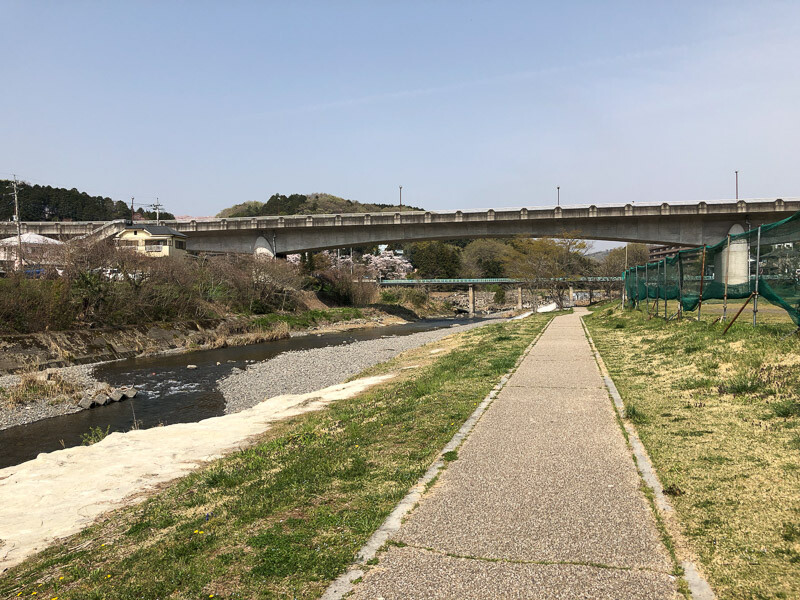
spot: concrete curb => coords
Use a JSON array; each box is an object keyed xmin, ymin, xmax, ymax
[
  {"xmin": 320, "ymin": 315, "xmax": 555, "ymax": 600},
  {"xmin": 580, "ymin": 315, "xmax": 716, "ymax": 600}
]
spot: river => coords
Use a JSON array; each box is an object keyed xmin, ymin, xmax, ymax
[{"xmin": 0, "ymin": 317, "xmax": 474, "ymax": 469}]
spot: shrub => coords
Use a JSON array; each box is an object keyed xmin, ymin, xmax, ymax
[{"xmin": 380, "ymin": 290, "xmax": 400, "ymax": 304}]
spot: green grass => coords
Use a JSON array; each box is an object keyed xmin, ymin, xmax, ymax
[
  {"xmin": 585, "ymin": 303, "xmax": 800, "ymax": 600},
  {"xmin": 0, "ymin": 315, "xmax": 551, "ymax": 600},
  {"xmin": 252, "ymin": 307, "xmax": 364, "ymax": 330}
]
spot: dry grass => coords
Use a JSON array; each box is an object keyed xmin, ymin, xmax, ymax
[
  {"xmin": 586, "ymin": 303, "xmax": 800, "ymax": 600},
  {"xmin": 0, "ymin": 370, "xmax": 83, "ymax": 407}
]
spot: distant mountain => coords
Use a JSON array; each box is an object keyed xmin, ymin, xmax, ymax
[
  {"xmin": 217, "ymin": 192, "xmax": 424, "ymax": 218},
  {"xmin": 0, "ymin": 180, "xmax": 174, "ymax": 222},
  {"xmin": 586, "ymin": 248, "xmax": 613, "ymax": 262}
]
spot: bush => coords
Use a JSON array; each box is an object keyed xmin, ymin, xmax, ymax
[
  {"xmin": 380, "ymin": 290, "xmax": 400, "ymax": 303},
  {"xmin": 402, "ymin": 288, "xmax": 428, "ymax": 308}
]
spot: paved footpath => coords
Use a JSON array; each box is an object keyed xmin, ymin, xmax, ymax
[{"xmin": 349, "ymin": 309, "xmax": 680, "ymax": 599}]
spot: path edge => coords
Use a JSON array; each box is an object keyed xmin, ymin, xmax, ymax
[
  {"xmin": 320, "ymin": 314, "xmax": 556, "ymax": 600},
  {"xmin": 580, "ymin": 314, "xmax": 716, "ymax": 600}
]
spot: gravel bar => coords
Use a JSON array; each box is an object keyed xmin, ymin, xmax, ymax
[
  {"xmin": 0, "ymin": 364, "xmax": 104, "ymax": 431},
  {"xmin": 221, "ymin": 317, "xmax": 503, "ymax": 414}
]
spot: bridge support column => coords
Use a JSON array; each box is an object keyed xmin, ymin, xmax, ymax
[
  {"xmin": 468, "ymin": 284, "xmax": 475, "ymax": 316},
  {"xmin": 713, "ymin": 224, "xmax": 748, "ymax": 285},
  {"xmin": 516, "ymin": 286, "xmax": 523, "ymax": 310}
]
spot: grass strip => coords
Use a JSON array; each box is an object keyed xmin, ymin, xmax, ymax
[
  {"xmin": 0, "ymin": 315, "xmax": 551, "ymax": 600},
  {"xmin": 585, "ymin": 302, "xmax": 800, "ymax": 600},
  {"xmin": 252, "ymin": 308, "xmax": 364, "ymax": 330}
]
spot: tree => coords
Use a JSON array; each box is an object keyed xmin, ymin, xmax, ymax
[
  {"xmin": 596, "ymin": 243, "xmax": 649, "ymax": 296},
  {"xmin": 405, "ymin": 241, "xmax": 461, "ymax": 278},
  {"xmin": 461, "ymin": 239, "xmax": 509, "ymax": 278},
  {"xmin": 504, "ymin": 232, "xmax": 590, "ymax": 309}
]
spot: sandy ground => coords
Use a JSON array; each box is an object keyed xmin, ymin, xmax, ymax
[{"xmin": 0, "ymin": 374, "xmax": 393, "ymax": 574}]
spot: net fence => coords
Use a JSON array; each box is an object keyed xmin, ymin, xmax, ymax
[{"xmin": 623, "ymin": 210, "xmax": 800, "ymax": 326}]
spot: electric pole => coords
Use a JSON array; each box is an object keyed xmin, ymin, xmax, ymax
[
  {"xmin": 735, "ymin": 170, "xmax": 739, "ymax": 200},
  {"xmin": 557, "ymin": 186, "xmax": 560, "ymax": 206},
  {"xmin": 150, "ymin": 198, "xmax": 163, "ymax": 224},
  {"xmin": 11, "ymin": 175, "xmax": 23, "ymax": 269},
  {"xmin": 399, "ymin": 185, "xmax": 402, "ymax": 207},
  {"xmin": 130, "ymin": 197, "xmax": 135, "ymax": 223}
]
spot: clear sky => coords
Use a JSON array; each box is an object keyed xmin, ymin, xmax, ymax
[{"xmin": 2, "ymin": 1, "xmax": 799, "ymax": 219}]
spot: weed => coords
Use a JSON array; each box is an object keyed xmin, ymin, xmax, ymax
[
  {"xmin": 81, "ymin": 425, "xmax": 111, "ymax": 446},
  {"xmin": 625, "ymin": 404, "xmax": 649, "ymax": 425},
  {"xmin": 442, "ymin": 450, "xmax": 458, "ymax": 462}
]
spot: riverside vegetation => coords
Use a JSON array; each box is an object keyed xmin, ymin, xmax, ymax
[
  {"xmin": 585, "ymin": 304, "xmax": 800, "ymax": 600},
  {"xmin": 0, "ymin": 315, "xmax": 552, "ymax": 599}
]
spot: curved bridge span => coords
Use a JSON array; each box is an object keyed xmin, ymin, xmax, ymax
[{"xmin": 3, "ymin": 198, "xmax": 798, "ymax": 256}]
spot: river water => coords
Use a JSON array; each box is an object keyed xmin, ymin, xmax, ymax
[{"xmin": 0, "ymin": 318, "xmax": 470, "ymax": 469}]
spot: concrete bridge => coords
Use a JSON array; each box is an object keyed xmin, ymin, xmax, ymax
[{"xmin": 2, "ymin": 198, "xmax": 797, "ymax": 256}]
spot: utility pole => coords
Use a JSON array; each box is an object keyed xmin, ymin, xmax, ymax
[
  {"xmin": 11, "ymin": 175, "xmax": 23, "ymax": 269},
  {"xmin": 130, "ymin": 197, "xmax": 135, "ymax": 223},
  {"xmin": 150, "ymin": 198, "xmax": 163, "ymax": 224},
  {"xmin": 557, "ymin": 186, "xmax": 560, "ymax": 206},
  {"xmin": 399, "ymin": 185, "xmax": 402, "ymax": 207},
  {"xmin": 735, "ymin": 170, "xmax": 739, "ymax": 200}
]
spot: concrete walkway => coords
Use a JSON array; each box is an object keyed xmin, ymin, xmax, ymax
[{"xmin": 349, "ymin": 309, "xmax": 680, "ymax": 599}]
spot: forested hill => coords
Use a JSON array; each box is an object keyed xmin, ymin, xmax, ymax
[
  {"xmin": 217, "ymin": 193, "xmax": 424, "ymax": 218},
  {"xmin": 0, "ymin": 180, "xmax": 174, "ymax": 222}
]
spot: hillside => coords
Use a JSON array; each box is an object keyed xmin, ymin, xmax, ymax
[
  {"xmin": 0, "ymin": 180, "xmax": 173, "ymax": 222},
  {"xmin": 217, "ymin": 192, "xmax": 423, "ymax": 218}
]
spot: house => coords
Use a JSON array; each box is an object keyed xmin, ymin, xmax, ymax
[
  {"xmin": 0, "ymin": 232, "xmax": 64, "ymax": 271},
  {"xmin": 115, "ymin": 225, "xmax": 188, "ymax": 258}
]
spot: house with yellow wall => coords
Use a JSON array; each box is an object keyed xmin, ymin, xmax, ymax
[{"xmin": 115, "ymin": 225, "xmax": 188, "ymax": 258}]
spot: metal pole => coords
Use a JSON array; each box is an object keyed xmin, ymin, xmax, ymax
[
  {"xmin": 723, "ymin": 234, "xmax": 731, "ymax": 321},
  {"xmin": 678, "ymin": 253, "xmax": 684, "ymax": 319},
  {"xmin": 655, "ymin": 260, "xmax": 660, "ymax": 315},
  {"xmin": 735, "ymin": 170, "xmax": 739, "ymax": 200},
  {"xmin": 11, "ymin": 176, "xmax": 23, "ymax": 269},
  {"xmin": 399, "ymin": 185, "xmax": 402, "ymax": 207},
  {"xmin": 645, "ymin": 263, "xmax": 649, "ymax": 313},
  {"xmin": 635, "ymin": 267, "xmax": 639, "ymax": 309},
  {"xmin": 753, "ymin": 225, "xmax": 761, "ymax": 327},
  {"xmin": 557, "ymin": 186, "xmax": 560, "ymax": 206},
  {"xmin": 664, "ymin": 260, "xmax": 668, "ymax": 319},
  {"xmin": 697, "ymin": 246, "xmax": 707, "ymax": 320}
]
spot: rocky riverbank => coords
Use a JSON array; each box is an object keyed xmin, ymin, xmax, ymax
[
  {"xmin": 220, "ymin": 316, "xmax": 504, "ymax": 413},
  {"xmin": 0, "ymin": 308, "xmax": 461, "ymax": 431}
]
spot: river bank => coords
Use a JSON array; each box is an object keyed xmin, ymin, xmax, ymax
[{"xmin": 0, "ymin": 307, "xmax": 428, "ymax": 431}]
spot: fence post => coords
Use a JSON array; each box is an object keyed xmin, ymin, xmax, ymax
[
  {"xmin": 635, "ymin": 268, "xmax": 639, "ymax": 309},
  {"xmin": 664, "ymin": 260, "xmax": 668, "ymax": 319},
  {"xmin": 753, "ymin": 225, "xmax": 761, "ymax": 327},
  {"xmin": 723, "ymin": 234, "xmax": 731, "ymax": 322},
  {"xmin": 697, "ymin": 245, "xmax": 707, "ymax": 321},
  {"xmin": 678, "ymin": 254, "xmax": 684, "ymax": 319},
  {"xmin": 655, "ymin": 261, "xmax": 660, "ymax": 316},
  {"xmin": 645, "ymin": 263, "xmax": 649, "ymax": 313}
]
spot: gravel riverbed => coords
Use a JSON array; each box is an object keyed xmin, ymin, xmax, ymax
[
  {"xmin": 0, "ymin": 364, "xmax": 107, "ymax": 431},
  {"xmin": 220, "ymin": 317, "xmax": 502, "ymax": 414}
]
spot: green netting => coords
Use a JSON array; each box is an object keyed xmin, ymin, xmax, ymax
[{"xmin": 623, "ymin": 210, "xmax": 800, "ymax": 326}]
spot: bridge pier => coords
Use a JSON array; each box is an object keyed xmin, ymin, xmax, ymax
[
  {"xmin": 468, "ymin": 284, "xmax": 475, "ymax": 316},
  {"xmin": 713, "ymin": 224, "xmax": 749, "ymax": 285}
]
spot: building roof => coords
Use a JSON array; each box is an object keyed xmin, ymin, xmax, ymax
[
  {"xmin": 0, "ymin": 232, "xmax": 64, "ymax": 246},
  {"xmin": 120, "ymin": 225, "xmax": 187, "ymax": 238}
]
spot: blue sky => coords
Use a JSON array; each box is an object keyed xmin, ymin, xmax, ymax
[{"xmin": 2, "ymin": 1, "xmax": 799, "ymax": 220}]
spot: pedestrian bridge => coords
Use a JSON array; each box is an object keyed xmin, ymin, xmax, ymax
[{"xmin": 3, "ymin": 198, "xmax": 797, "ymax": 256}]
